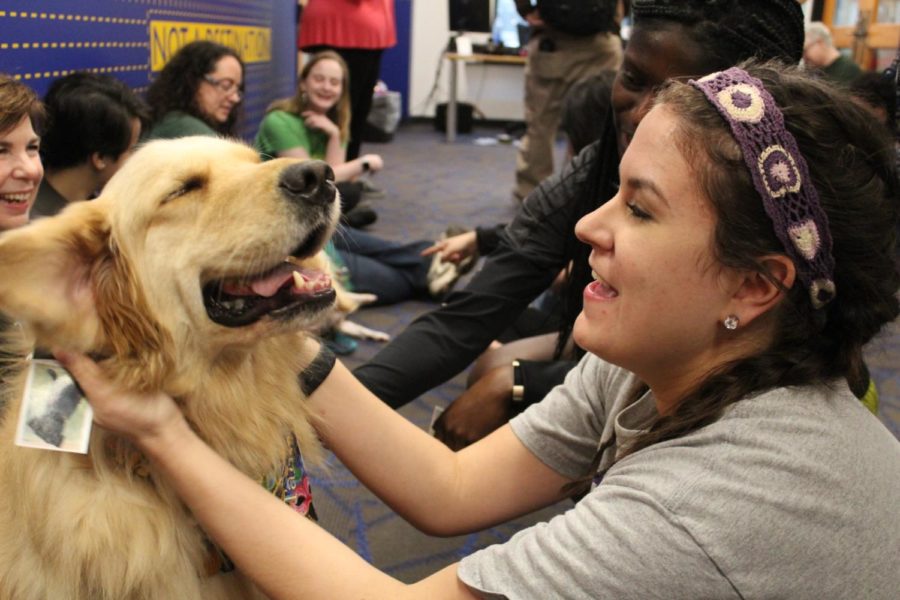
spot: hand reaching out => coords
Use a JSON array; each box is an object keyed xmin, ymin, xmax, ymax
[
  {"xmin": 432, "ymin": 364, "xmax": 514, "ymax": 450},
  {"xmin": 421, "ymin": 230, "xmax": 478, "ymax": 264}
]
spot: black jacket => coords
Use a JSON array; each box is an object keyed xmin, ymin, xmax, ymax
[{"xmin": 354, "ymin": 133, "xmax": 618, "ymax": 408}]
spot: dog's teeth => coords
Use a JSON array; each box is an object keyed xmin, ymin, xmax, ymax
[{"xmin": 292, "ymin": 271, "xmax": 305, "ymax": 290}]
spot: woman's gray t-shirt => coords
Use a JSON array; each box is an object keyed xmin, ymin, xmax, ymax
[{"xmin": 458, "ymin": 354, "xmax": 900, "ymax": 599}]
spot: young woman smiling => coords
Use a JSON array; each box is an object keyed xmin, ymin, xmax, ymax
[{"xmin": 255, "ymin": 51, "xmax": 383, "ymax": 184}]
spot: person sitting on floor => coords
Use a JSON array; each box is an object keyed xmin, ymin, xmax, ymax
[
  {"xmin": 144, "ymin": 41, "xmax": 244, "ymax": 141},
  {"xmin": 353, "ymin": 0, "xmax": 829, "ymax": 448},
  {"xmin": 255, "ymin": 50, "xmax": 384, "ymax": 228},
  {"xmin": 422, "ymin": 71, "xmax": 618, "ymax": 446},
  {"xmin": 255, "ymin": 51, "xmax": 465, "ymax": 311},
  {"xmin": 32, "ymin": 72, "xmax": 148, "ymax": 217}
]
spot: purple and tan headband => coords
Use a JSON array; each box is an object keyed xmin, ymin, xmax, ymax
[{"xmin": 688, "ymin": 67, "xmax": 836, "ymax": 309}]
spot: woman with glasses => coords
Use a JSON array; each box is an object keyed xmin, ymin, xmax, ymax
[{"xmin": 145, "ymin": 41, "xmax": 244, "ymax": 140}]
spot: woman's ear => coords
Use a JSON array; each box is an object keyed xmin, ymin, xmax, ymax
[{"xmin": 725, "ymin": 255, "xmax": 796, "ymax": 327}]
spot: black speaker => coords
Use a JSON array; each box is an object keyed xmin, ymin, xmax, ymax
[{"xmin": 434, "ymin": 102, "xmax": 474, "ymax": 133}]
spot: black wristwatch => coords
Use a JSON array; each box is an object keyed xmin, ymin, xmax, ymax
[
  {"xmin": 511, "ymin": 359, "xmax": 524, "ymax": 404},
  {"xmin": 361, "ymin": 159, "xmax": 371, "ymax": 172}
]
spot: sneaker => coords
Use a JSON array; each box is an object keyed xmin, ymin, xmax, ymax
[
  {"xmin": 342, "ymin": 202, "xmax": 378, "ymax": 228},
  {"xmin": 322, "ymin": 329, "xmax": 358, "ymax": 356},
  {"xmin": 360, "ymin": 178, "xmax": 386, "ymax": 199}
]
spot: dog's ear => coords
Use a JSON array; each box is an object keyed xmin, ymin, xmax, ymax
[
  {"xmin": 0, "ymin": 201, "xmax": 111, "ymax": 351},
  {"xmin": 92, "ymin": 237, "xmax": 175, "ymax": 391},
  {"xmin": 0, "ymin": 201, "xmax": 173, "ymax": 391}
]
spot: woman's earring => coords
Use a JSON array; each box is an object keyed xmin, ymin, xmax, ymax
[{"xmin": 723, "ymin": 315, "xmax": 740, "ymax": 330}]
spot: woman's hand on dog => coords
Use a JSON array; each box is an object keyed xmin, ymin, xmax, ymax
[{"xmin": 54, "ymin": 349, "xmax": 187, "ymax": 448}]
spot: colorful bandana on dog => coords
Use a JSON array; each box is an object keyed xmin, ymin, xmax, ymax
[
  {"xmin": 263, "ymin": 434, "xmax": 317, "ymax": 520},
  {"xmin": 688, "ymin": 67, "xmax": 836, "ymax": 309},
  {"xmin": 210, "ymin": 434, "xmax": 318, "ymax": 574}
]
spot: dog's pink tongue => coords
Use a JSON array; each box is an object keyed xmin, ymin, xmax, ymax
[
  {"xmin": 220, "ymin": 264, "xmax": 328, "ymax": 297},
  {"xmin": 248, "ymin": 263, "xmax": 301, "ymax": 297}
]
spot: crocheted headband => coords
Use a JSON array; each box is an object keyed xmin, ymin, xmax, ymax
[{"xmin": 688, "ymin": 67, "xmax": 836, "ymax": 309}]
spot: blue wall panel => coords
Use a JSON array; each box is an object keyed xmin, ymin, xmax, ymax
[
  {"xmin": 379, "ymin": 0, "xmax": 411, "ymax": 118},
  {"xmin": 0, "ymin": 0, "xmax": 297, "ymax": 141}
]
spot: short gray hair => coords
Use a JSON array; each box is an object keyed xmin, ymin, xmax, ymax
[{"xmin": 804, "ymin": 21, "xmax": 833, "ymax": 47}]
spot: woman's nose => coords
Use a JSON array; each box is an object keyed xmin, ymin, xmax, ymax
[
  {"xmin": 575, "ymin": 198, "xmax": 615, "ymax": 250},
  {"xmin": 12, "ymin": 155, "xmax": 42, "ymax": 181}
]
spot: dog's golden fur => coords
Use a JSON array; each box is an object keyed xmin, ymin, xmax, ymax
[{"xmin": 0, "ymin": 136, "xmax": 340, "ymax": 599}]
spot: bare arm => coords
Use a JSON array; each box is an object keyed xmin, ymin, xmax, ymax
[
  {"xmin": 55, "ymin": 350, "xmax": 480, "ymax": 600},
  {"xmin": 277, "ymin": 146, "xmax": 383, "ymax": 183},
  {"xmin": 331, "ymin": 153, "xmax": 383, "ymax": 182},
  {"xmin": 309, "ymin": 356, "xmax": 574, "ymax": 535}
]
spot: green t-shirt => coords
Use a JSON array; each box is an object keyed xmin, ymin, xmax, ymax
[
  {"xmin": 146, "ymin": 111, "xmax": 218, "ymax": 141},
  {"xmin": 823, "ymin": 54, "xmax": 862, "ymax": 85},
  {"xmin": 255, "ymin": 110, "xmax": 330, "ymax": 161}
]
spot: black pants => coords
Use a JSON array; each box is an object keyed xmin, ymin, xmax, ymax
[
  {"xmin": 304, "ymin": 46, "xmax": 384, "ymax": 160},
  {"xmin": 335, "ymin": 181, "xmax": 362, "ymax": 213}
]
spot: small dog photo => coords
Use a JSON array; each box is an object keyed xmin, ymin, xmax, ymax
[{"xmin": 15, "ymin": 359, "xmax": 93, "ymax": 454}]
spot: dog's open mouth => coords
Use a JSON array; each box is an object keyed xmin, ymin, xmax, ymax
[{"xmin": 202, "ymin": 228, "xmax": 336, "ymax": 328}]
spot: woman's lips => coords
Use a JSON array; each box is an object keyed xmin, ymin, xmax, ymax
[
  {"xmin": 0, "ymin": 192, "xmax": 34, "ymax": 213},
  {"xmin": 585, "ymin": 272, "xmax": 618, "ymax": 300}
]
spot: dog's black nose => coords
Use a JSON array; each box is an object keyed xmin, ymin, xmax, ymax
[{"xmin": 278, "ymin": 160, "xmax": 335, "ymax": 206}]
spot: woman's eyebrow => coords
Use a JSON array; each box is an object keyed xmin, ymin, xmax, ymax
[{"xmin": 625, "ymin": 176, "xmax": 670, "ymax": 208}]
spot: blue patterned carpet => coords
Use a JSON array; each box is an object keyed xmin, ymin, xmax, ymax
[{"xmin": 306, "ymin": 121, "xmax": 900, "ymax": 583}]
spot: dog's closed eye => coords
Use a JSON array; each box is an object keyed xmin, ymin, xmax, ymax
[{"xmin": 163, "ymin": 176, "xmax": 206, "ymax": 204}]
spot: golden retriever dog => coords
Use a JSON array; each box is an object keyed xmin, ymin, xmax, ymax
[{"xmin": 0, "ymin": 136, "xmax": 340, "ymax": 599}]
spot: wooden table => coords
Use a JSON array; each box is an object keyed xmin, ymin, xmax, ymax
[{"xmin": 444, "ymin": 52, "xmax": 527, "ymax": 142}]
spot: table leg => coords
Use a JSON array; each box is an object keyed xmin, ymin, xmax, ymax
[{"xmin": 447, "ymin": 56, "xmax": 457, "ymax": 143}]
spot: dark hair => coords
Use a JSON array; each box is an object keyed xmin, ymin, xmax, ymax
[
  {"xmin": 848, "ymin": 71, "xmax": 898, "ymax": 134},
  {"xmin": 266, "ymin": 51, "xmax": 351, "ymax": 143},
  {"xmin": 554, "ymin": 0, "xmax": 806, "ymax": 360},
  {"xmin": 145, "ymin": 41, "xmax": 244, "ymax": 136},
  {"xmin": 40, "ymin": 72, "xmax": 149, "ymax": 169},
  {"xmin": 624, "ymin": 61, "xmax": 899, "ymax": 454},
  {"xmin": 0, "ymin": 74, "xmax": 44, "ymax": 136},
  {"xmin": 631, "ymin": 0, "xmax": 804, "ymax": 68},
  {"xmin": 559, "ymin": 71, "xmax": 616, "ymax": 156}
]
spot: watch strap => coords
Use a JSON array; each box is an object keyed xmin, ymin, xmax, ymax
[{"xmin": 511, "ymin": 359, "xmax": 524, "ymax": 403}]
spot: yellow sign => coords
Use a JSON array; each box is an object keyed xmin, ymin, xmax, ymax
[{"xmin": 150, "ymin": 21, "xmax": 271, "ymax": 71}]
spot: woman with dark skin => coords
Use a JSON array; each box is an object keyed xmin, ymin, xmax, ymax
[{"xmin": 353, "ymin": 0, "xmax": 809, "ymax": 449}]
